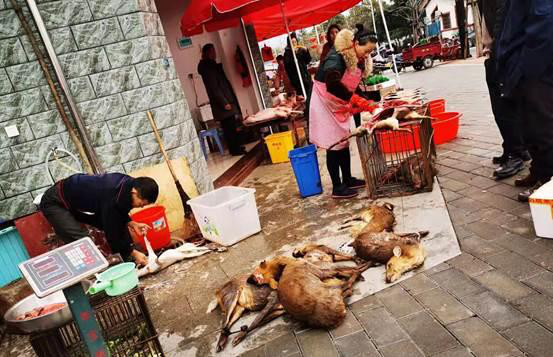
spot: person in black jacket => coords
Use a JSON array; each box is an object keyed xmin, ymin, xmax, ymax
[
  {"xmin": 284, "ymin": 33, "xmax": 313, "ymax": 116},
  {"xmin": 496, "ymin": 0, "xmax": 553, "ymax": 201},
  {"xmin": 40, "ymin": 173, "xmax": 159, "ymax": 266},
  {"xmin": 480, "ymin": 0, "xmax": 530, "ymax": 180},
  {"xmin": 198, "ymin": 44, "xmax": 245, "ymax": 156}
]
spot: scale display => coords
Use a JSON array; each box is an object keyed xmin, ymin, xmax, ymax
[{"xmin": 19, "ymin": 237, "xmax": 108, "ymax": 297}]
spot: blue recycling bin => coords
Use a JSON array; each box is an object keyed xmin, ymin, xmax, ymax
[{"xmin": 289, "ymin": 145, "xmax": 323, "ymax": 198}]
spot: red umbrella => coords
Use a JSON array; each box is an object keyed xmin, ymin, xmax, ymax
[
  {"xmin": 243, "ymin": 0, "xmax": 361, "ymax": 41},
  {"xmin": 180, "ymin": 0, "xmax": 280, "ymax": 36}
]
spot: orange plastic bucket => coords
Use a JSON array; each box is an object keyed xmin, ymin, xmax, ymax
[{"xmin": 130, "ymin": 206, "xmax": 171, "ymax": 251}]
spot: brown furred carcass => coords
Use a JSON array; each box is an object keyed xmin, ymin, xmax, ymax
[
  {"xmin": 352, "ymin": 231, "xmax": 428, "ymax": 282},
  {"xmin": 210, "ymin": 274, "xmax": 284, "ymax": 351},
  {"xmin": 340, "ymin": 202, "xmax": 396, "ymax": 238},
  {"xmin": 386, "ymin": 243, "xmax": 427, "ymax": 283},
  {"xmin": 250, "ymin": 249, "xmax": 370, "ymax": 328}
]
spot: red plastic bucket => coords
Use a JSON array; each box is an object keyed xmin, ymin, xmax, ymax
[
  {"xmin": 428, "ymin": 99, "xmax": 446, "ymax": 116},
  {"xmin": 130, "ymin": 206, "xmax": 171, "ymax": 251},
  {"xmin": 431, "ymin": 112, "xmax": 461, "ymax": 144}
]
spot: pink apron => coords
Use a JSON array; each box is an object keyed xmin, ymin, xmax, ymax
[{"xmin": 309, "ymin": 67, "xmax": 362, "ymax": 150}]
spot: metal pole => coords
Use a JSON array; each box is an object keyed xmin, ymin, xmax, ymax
[
  {"xmin": 377, "ymin": 0, "xmax": 402, "ymax": 88},
  {"xmin": 314, "ymin": 25, "xmax": 321, "ymax": 45},
  {"xmin": 11, "ymin": 0, "xmax": 93, "ymax": 174},
  {"xmin": 25, "ymin": 0, "xmax": 103, "ymax": 173},
  {"xmin": 367, "ymin": 0, "xmax": 380, "ymax": 57},
  {"xmin": 279, "ymin": 0, "xmax": 307, "ymax": 98},
  {"xmin": 241, "ymin": 19, "xmax": 267, "ymax": 109}
]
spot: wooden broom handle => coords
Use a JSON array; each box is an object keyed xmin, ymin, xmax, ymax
[{"xmin": 146, "ymin": 111, "xmax": 178, "ymax": 181}]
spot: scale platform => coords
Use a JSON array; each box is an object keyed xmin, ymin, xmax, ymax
[{"xmin": 19, "ymin": 237, "xmax": 108, "ymax": 298}]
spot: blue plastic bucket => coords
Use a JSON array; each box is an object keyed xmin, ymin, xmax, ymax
[{"xmin": 289, "ymin": 145, "xmax": 323, "ymax": 198}]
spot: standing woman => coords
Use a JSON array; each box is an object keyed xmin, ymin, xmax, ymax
[
  {"xmin": 198, "ymin": 44, "xmax": 245, "ymax": 156},
  {"xmin": 310, "ymin": 25, "xmax": 379, "ymax": 199},
  {"xmin": 320, "ymin": 24, "xmax": 341, "ymax": 62}
]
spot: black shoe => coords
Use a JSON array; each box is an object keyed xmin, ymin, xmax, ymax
[
  {"xmin": 518, "ymin": 181, "xmax": 544, "ymax": 202},
  {"xmin": 515, "ymin": 173, "xmax": 539, "ymax": 187},
  {"xmin": 492, "ymin": 154, "xmax": 507, "ymax": 165},
  {"xmin": 494, "ymin": 151, "xmax": 531, "ymax": 164},
  {"xmin": 347, "ymin": 177, "xmax": 366, "ymax": 189},
  {"xmin": 519, "ymin": 150, "xmax": 531, "ymax": 162},
  {"xmin": 494, "ymin": 156, "xmax": 524, "ymax": 179},
  {"xmin": 332, "ymin": 185, "xmax": 359, "ymax": 199}
]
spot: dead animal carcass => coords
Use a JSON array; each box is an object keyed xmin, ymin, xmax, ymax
[
  {"xmin": 340, "ymin": 202, "xmax": 396, "ymax": 238},
  {"xmin": 250, "ymin": 246, "xmax": 369, "ymax": 328},
  {"xmin": 352, "ymin": 231, "xmax": 428, "ymax": 282},
  {"xmin": 208, "ymin": 274, "xmax": 284, "ymax": 351}
]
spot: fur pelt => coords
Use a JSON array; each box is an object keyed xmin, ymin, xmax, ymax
[{"xmin": 334, "ymin": 29, "xmax": 372, "ymax": 78}]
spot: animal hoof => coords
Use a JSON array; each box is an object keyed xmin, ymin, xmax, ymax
[{"xmin": 232, "ymin": 332, "xmax": 247, "ymax": 347}]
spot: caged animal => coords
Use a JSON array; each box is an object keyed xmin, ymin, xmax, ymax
[
  {"xmin": 340, "ymin": 202, "xmax": 396, "ymax": 238},
  {"xmin": 250, "ymin": 245, "xmax": 370, "ymax": 328}
]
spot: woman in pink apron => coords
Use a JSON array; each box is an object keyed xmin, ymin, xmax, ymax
[{"xmin": 309, "ymin": 24, "xmax": 379, "ymax": 199}]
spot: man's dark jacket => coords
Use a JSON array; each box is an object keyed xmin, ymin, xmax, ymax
[
  {"xmin": 59, "ymin": 173, "xmax": 135, "ymax": 256},
  {"xmin": 284, "ymin": 46, "xmax": 313, "ymax": 95},
  {"xmin": 496, "ymin": 0, "xmax": 553, "ymax": 96},
  {"xmin": 197, "ymin": 59, "xmax": 240, "ymax": 120}
]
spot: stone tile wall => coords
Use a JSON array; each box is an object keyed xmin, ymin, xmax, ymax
[{"xmin": 0, "ymin": 0, "xmax": 212, "ymax": 221}]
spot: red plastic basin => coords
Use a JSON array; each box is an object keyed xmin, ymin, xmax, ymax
[
  {"xmin": 130, "ymin": 206, "xmax": 171, "ymax": 251},
  {"xmin": 377, "ymin": 112, "xmax": 461, "ymax": 153},
  {"xmin": 432, "ymin": 112, "xmax": 461, "ymax": 145},
  {"xmin": 428, "ymin": 99, "xmax": 446, "ymax": 116}
]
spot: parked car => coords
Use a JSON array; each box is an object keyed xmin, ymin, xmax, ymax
[
  {"xmin": 402, "ymin": 37, "xmax": 461, "ymax": 71},
  {"xmin": 373, "ymin": 53, "xmax": 403, "ymax": 73}
]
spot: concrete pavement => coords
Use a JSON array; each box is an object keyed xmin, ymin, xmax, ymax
[{"xmin": 241, "ymin": 61, "xmax": 553, "ymax": 357}]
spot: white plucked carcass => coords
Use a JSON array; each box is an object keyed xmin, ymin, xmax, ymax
[{"xmin": 137, "ymin": 238, "xmax": 212, "ymax": 277}]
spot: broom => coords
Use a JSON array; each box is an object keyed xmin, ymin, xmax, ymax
[{"xmin": 146, "ymin": 111, "xmax": 200, "ymax": 239}]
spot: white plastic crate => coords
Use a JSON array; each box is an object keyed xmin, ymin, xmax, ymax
[
  {"xmin": 529, "ymin": 179, "xmax": 553, "ymax": 239},
  {"xmin": 187, "ymin": 186, "xmax": 261, "ymax": 246}
]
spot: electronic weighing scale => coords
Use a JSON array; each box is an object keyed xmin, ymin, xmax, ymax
[{"xmin": 19, "ymin": 237, "xmax": 110, "ymax": 357}]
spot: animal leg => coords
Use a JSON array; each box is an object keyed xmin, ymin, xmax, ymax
[
  {"xmin": 226, "ymin": 305, "xmax": 246, "ymax": 330},
  {"xmin": 216, "ymin": 303, "xmax": 245, "ymax": 352},
  {"xmin": 312, "ymin": 268, "xmax": 342, "ymax": 280},
  {"xmin": 341, "ymin": 269, "xmax": 365, "ymax": 298},
  {"xmin": 231, "ymin": 291, "xmax": 282, "ymax": 346},
  {"xmin": 315, "ymin": 245, "xmax": 360, "ymax": 263}
]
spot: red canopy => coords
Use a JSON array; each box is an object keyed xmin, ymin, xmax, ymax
[
  {"xmin": 181, "ymin": 0, "xmax": 280, "ymax": 36},
  {"xmin": 243, "ymin": 0, "xmax": 360, "ymax": 41},
  {"xmin": 181, "ymin": 0, "xmax": 360, "ymax": 41}
]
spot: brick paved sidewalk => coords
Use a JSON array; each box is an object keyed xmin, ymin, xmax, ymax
[{"xmin": 241, "ymin": 62, "xmax": 553, "ymax": 357}]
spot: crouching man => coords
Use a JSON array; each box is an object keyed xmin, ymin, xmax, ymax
[{"xmin": 40, "ymin": 173, "xmax": 159, "ymax": 266}]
